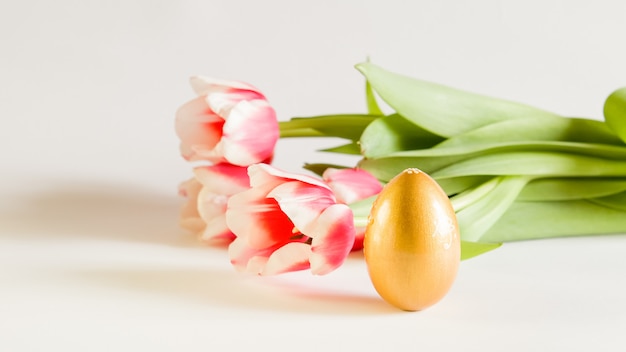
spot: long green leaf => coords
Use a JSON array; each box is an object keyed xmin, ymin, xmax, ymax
[
  {"xmin": 434, "ymin": 115, "xmax": 623, "ymax": 148},
  {"xmin": 355, "ymin": 62, "xmax": 559, "ymax": 137},
  {"xmin": 358, "ymin": 154, "xmax": 468, "ymax": 182},
  {"xmin": 604, "ymin": 86, "xmax": 626, "ymax": 143},
  {"xmin": 588, "ymin": 190, "xmax": 626, "ymax": 212},
  {"xmin": 359, "ymin": 114, "xmax": 445, "ymax": 158},
  {"xmin": 279, "ymin": 114, "xmax": 377, "ymax": 141},
  {"xmin": 320, "ymin": 142, "xmax": 362, "ymax": 155},
  {"xmin": 455, "ymin": 176, "xmax": 530, "ymax": 242},
  {"xmin": 358, "ymin": 141, "xmax": 626, "ymax": 183},
  {"xmin": 460, "ymin": 241, "xmax": 502, "ymax": 260},
  {"xmin": 431, "ymin": 152, "xmax": 626, "ymax": 179},
  {"xmin": 365, "ymin": 80, "xmax": 384, "ymax": 115},
  {"xmin": 302, "ymin": 163, "xmax": 349, "ymax": 176},
  {"xmin": 481, "ymin": 200, "xmax": 626, "ymax": 242},
  {"xmin": 436, "ymin": 176, "xmax": 493, "ymax": 196},
  {"xmin": 518, "ymin": 178, "xmax": 626, "ymax": 201},
  {"xmin": 377, "ymin": 140, "xmax": 626, "ymax": 161}
]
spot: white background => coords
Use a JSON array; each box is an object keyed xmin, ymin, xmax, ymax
[{"xmin": 1, "ymin": 1, "xmax": 625, "ymax": 351}]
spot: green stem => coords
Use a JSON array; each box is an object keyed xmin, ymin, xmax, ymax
[
  {"xmin": 279, "ymin": 125, "xmax": 326, "ymax": 138},
  {"xmin": 449, "ymin": 177, "xmax": 500, "ymax": 212},
  {"xmin": 353, "ymin": 216, "xmax": 369, "ymax": 228},
  {"xmin": 279, "ymin": 114, "xmax": 378, "ymax": 140}
]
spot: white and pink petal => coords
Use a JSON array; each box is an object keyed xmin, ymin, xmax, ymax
[
  {"xmin": 307, "ymin": 204, "xmax": 356, "ymax": 275},
  {"xmin": 262, "ymin": 242, "xmax": 312, "ymax": 276},
  {"xmin": 268, "ymin": 180, "xmax": 337, "ymax": 237},
  {"xmin": 323, "ymin": 168, "xmax": 382, "ymax": 204},
  {"xmin": 220, "ymin": 100, "xmax": 279, "ymax": 166}
]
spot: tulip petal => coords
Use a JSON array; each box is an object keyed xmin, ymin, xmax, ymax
[
  {"xmin": 352, "ymin": 228, "xmax": 366, "ymax": 251},
  {"xmin": 178, "ymin": 178, "xmax": 205, "ymax": 233},
  {"xmin": 200, "ymin": 215, "xmax": 235, "ymax": 244},
  {"xmin": 190, "ymin": 76, "xmax": 265, "ymax": 98},
  {"xmin": 250, "ymin": 163, "xmax": 330, "ymax": 190},
  {"xmin": 262, "ymin": 242, "xmax": 312, "ymax": 275},
  {"xmin": 196, "ymin": 186, "xmax": 228, "ymax": 220},
  {"xmin": 229, "ymin": 237, "xmax": 263, "ymax": 272},
  {"xmin": 207, "ymin": 91, "xmax": 266, "ymax": 118},
  {"xmin": 229, "ymin": 237, "xmax": 283, "ymax": 274},
  {"xmin": 226, "ymin": 190, "xmax": 296, "ymax": 249},
  {"xmin": 268, "ymin": 181, "xmax": 336, "ymax": 236},
  {"xmin": 175, "ymin": 96, "xmax": 225, "ymax": 161},
  {"xmin": 323, "ymin": 168, "xmax": 382, "ymax": 204},
  {"xmin": 192, "ymin": 164, "xmax": 249, "ymax": 244},
  {"xmin": 308, "ymin": 204, "xmax": 355, "ymax": 275},
  {"xmin": 220, "ymin": 100, "xmax": 279, "ymax": 166},
  {"xmin": 194, "ymin": 163, "xmax": 250, "ymax": 193}
]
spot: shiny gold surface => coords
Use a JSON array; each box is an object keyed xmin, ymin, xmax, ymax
[{"xmin": 364, "ymin": 168, "xmax": 461, "ymax": 311}]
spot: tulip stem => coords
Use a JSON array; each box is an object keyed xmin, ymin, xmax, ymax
[
  {"xmin": 353, "ymin": 216, "xmax": 369, "ymax": 228},
  {"xmin": 279, "ymin": 126, "xmax": 326, "ymax": 138}
]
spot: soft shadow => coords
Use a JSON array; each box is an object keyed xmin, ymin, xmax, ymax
[
  {"xmin": 0, "ymin": 180, "xmax": 196, "ymax": 247},
  {"xmin": 70, "ymin": 267, "xmax": 397, "ymax": 316}
]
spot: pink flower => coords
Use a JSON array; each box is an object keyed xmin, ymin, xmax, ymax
[
  {"xmin": 178, "ymin": 177, "xmax": 205, "ymax": 234},
  {"xmin": 175, "ymin": 76, "xmax": 279, "ymax": 166},
  {"xmin": 226, "ymin": 164, "xmax": 356, "ymax": 276},
  {"xmin": 322, "ymin": 168, "xmax": 383, "ymax": 250},
  {"xmin": 178, "ymin": 163, "xmax": 250, "ymax": 244},
  {"xmin": 322, "ymin": 168, "xmax": 382, "ymax": 204}
]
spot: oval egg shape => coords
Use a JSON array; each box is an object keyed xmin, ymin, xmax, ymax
[{"xmin": 364, "ymin": 168, "xmax": 460, "ymax": 311}]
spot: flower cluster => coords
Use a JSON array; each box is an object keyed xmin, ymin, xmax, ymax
[
  {"xmin": 176, "ymin": 63, "xmax": 626, "ymax": 276},
  {"xmin": 175, "ymin": 77, "xmax": 382, "ymax": 275}
]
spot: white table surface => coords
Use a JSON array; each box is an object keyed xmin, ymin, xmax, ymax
[{"xmin": 2, "ymin": 1, "xmax": 626, "ymax": 351}]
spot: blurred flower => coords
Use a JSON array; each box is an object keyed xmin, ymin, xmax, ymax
[
  {"xmin": 178, "ymin": 177, "xmax": 205, "ymax": 234},
  {"xmin": 196, "ymin": 163, "xmax": 250, "ymax": 243},
  {"xmin": 323, "ymin": 168, "xmax": 383, "ymax": 250},
  {"xmin": 226, "ymin": 163, "xmax": 356, "ymax": 275},
  {"xmin": 175, "ymin": 76, "xmax": 279, "ymax": 166},
  {"xmin": 178, "ymin": 163, "xmax": 250, "ymax": 244}
]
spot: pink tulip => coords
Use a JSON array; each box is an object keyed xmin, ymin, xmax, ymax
[
  {"xmin": 178, "ymin": 163, "xmax": 250, "ymax": 244},
  {"xmin": 178, "ymin": 177, "xmax": 205, "ymax": 234},
  {"xmin": 322, "ymin": 168, "xmax": 383, "ymax": 250},
  {"xmin": 226, "ymin": 164, "xmax": 356, "ymax": 276},
  {"xmin": 322, "ymin": 168, "xmax": 382, "ymax": 204},
  {"xmin": 322, "ymin": 168, "xmax": 383, "ymax": 251},
  {"xmin": 175, "ymin": 76, "xmax": 279, "ymax": 166}
]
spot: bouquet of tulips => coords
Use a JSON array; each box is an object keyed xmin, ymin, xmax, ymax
[{"xmin": 175, "ymin": 62, "xmax": 626, "ymax": 287}]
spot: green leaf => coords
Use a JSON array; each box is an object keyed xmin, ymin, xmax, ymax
[
  {"xmin": 460, "ymin": 240, "xmax": 502, "ymax": 260},
  {"xmin": 279, "ymin": 127, "xmax": 326, "ymax": 138},
  {"xmin": 455, "ymin": 176, "xmax": 530, "ymax": 242},
  {"xmin": 320, "ymin": 142, "xmax": 362, "ymax": 155},
  {"xmin": 371, "ymin": 140, "xmax": 626, "ymax": 160},
  {"xmin": 518, "ymin": 177, "xmax": 626, "ymax": 201},
  {"xmin": 348, "ymin": 195, "xmax": 377, "ymax": 217},
  {"xmin": 436, "ymin": 176, "xmax": 493, "ymax": 196},
  {"xmin": 480, "ymin": 199, "xmax": 626, "ymax": 242},
  {"xmin": 365, "ymin": 80, "xmax": 384, "ymax": 115},
  {"xmin": 355, "ymin": 62, "xmax": 559, "ymax": 137},
  {"xmin": 279, "ymin": 114, "xmax": 377, "ymax": 141},
  {"xmin": 302, "ymin": 163, "xmax": 350, "ymax": 176},
  {"xmin": 604, "ymin": 87, "xmax": 626, "ymax": 144},
  {"xmin": 434, "ymin": 115, "xmax": 624, "ymax": 149},
  {"xmin": 450, "ymin": 177, "xmax": 500, "ymax": 212},
  {"xmin": 588, "ymin": 190, "xmax": 626, "ymax": 212},
  {"xmin": 357, "ymin": 140, "xmax": 626, "ymax": 184},
  {"xmin": 431, "ymin": 151, "xmax": 626, "ymax": 179},
  {"xmin": 358, "ymin": 154, "xmax": 467, "ymax": 182},
  {"xmin": 359, "ymin": 114, "xmax": 445, "ymax": 158}
]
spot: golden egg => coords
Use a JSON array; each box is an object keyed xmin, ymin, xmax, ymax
[{"xmin": 364, "ymin": 168, "xmax": 460, "ymax": 311}]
